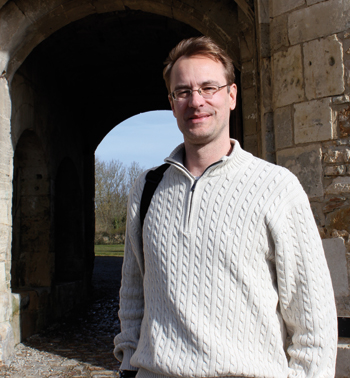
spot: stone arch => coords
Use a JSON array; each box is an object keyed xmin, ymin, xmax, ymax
[{"xmin": 0, "ymin": 0, "xmax": 259, "ymax": 363}]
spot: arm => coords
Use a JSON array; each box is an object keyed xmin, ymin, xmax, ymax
[
  {"xmin": 270, "ymin": 180, "xmax": 337, "ymax": 377},
  {"xmin": 114, "ymin": 173, "xmax": 147, "ymax": 370}
]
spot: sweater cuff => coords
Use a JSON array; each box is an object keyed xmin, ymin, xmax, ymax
[{"xmin": 120, "ymin": 349, "xmax": 138, "ymax": 370}]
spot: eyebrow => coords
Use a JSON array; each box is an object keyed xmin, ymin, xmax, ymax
[{"xmin": 173, "ymin": 80, "xmax": 221, "ymax": 91}]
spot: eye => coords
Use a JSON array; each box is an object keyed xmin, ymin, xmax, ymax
[
  {"xmin": 201, "ymin": 85, "xmax": 218, "ymax": 94},
  {"xmin": 176, "ymin": 89, "xmax": 191, "ymax": 97}
]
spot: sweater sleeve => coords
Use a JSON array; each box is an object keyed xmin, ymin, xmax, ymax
[
  {"xmin": 270, "ymin": 177, "xmax": 337, "ymax": 378},
  {"xmin": 114, "ymin": 172, "xmax": 147, "ymax": 370}
]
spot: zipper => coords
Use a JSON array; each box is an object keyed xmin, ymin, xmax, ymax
[{"xmin": 185, "ymin": 160, "xmax": 222, "ymax": 230}]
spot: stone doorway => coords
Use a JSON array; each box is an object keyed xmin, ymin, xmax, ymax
[{"xmin": 2, "ymin": 3, "xmax": 255, "ymax": 360}]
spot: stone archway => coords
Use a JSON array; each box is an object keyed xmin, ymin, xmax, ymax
[{"xmin": 0, "ymin": 0, "xmax": 258, "ymax": 363}]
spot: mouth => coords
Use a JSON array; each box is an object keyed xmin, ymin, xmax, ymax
[{"xmin": 187, "ymin": 113, "xmax": 211, "ymax": 122}]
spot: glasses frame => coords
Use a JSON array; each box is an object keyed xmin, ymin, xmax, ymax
[{"xmin": 170, "ymin": 84, "xmax": 230, "ymax": 102}]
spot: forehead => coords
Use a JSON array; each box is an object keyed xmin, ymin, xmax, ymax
[{"xmin": 170, "ymin": 55, "xmax": 226, "ymax": 90}]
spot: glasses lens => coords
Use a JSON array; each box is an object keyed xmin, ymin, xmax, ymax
[
  {"xmin": 200, "ymin": 85, "xmax": 219, "ymax": 98},
  {"xmin": 174, "ymin": 89, "xmax": 191, "ymax": 100}
]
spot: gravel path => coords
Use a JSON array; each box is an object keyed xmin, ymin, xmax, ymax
[{"xmin": 0, "ymin": 256, "xmax": 124, "ymax": 377}]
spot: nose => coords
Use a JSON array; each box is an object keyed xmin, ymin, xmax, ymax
[{"xmin": 188, "ymin": 89, "xmax": 204, "ymax": 108}]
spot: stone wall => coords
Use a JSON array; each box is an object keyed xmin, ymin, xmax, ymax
[
  {"xmin": 0, "ymin": 0, "xmax": 349, "ymax": 370},
  {"xmin": 258, "ymin": 0, "xmax": 350, "ymax": 317}
]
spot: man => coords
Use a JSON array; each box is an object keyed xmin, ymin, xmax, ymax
[{"xmin": 114, "ymin": 36, "xmax": 337, "ymax": 378}]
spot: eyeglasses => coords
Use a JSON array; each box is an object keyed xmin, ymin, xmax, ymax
[{"xmin": 170, "ymin": 84, "xmax": 230, "ymax": 101}]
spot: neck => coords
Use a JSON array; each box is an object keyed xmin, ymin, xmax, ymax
[{"xmin": 184, "ymin": 139, "xmax": 233, "ymax": 177}]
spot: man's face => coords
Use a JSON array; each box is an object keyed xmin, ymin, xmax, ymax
[{"xmin": 169, "ymin": 55, "xmax": 237, "ymax": 146}]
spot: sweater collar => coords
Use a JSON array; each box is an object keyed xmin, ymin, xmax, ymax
[{"xmin": 164, "ymin": 139, "xmax": 253, "ymax": 178}]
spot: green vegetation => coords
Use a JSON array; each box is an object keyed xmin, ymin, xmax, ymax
[{"xmin": 95, "ymin": 244, "xmax": 125, "ymax": 257}]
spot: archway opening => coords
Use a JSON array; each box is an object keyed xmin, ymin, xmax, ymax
[{"xmin": 9, "ymin": 8, "xmax": 243, "ymax": 346}]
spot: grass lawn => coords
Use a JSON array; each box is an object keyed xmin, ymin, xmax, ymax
[{"xmin": 95, "ymin": 244, "xmax": 124, "ymax": 257}]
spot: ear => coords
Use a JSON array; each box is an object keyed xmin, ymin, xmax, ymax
[{"xmin": 229, "ymin": 84, "xmax": 237, "ymax": 111}]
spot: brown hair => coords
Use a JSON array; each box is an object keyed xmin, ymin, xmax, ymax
[{"xmin": 163, "ymin": 36, "xmax": 235, "ymax": 93}]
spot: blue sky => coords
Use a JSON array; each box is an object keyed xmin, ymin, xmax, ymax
[{"xmin": 95, "ymin": 110, "xmax": 184, "ymax": 170}]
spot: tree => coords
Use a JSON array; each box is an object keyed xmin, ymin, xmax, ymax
[{"xmin": 95, "ymin": 157, "xmax": 143, "ymax": 243}]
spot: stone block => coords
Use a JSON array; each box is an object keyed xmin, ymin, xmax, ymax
[
  {"xmin": 0, "ymin": 223, "xmax": 11, "ymax": 261},
  {"xmin": 304, "ymin": 35, "xmax": 345, "ymax": 100},
  {"xmin": 0, "ymin": 1, "xmax": 31, "ymax": 51},
  {"xmin": 289, "ymin": 0, "xmax": 350, "ymax": 45},
  {"xmin": 336, "ymin": 338, "xmax": 350, "ymax": 378},
  {"xmin": 270, "ymin": 0, "xmax": 304, "ymax": 17},
  {"xmin": 0, "ymin": 292, "xmax": 10, "ymax": 322},
  {"xmin": 273, "ymin": 45, "xmax": 304, "ymax": 108},
  {"xmin": 0, "ymin": 262, "xmax": 6, "ymax": 292},
  {"xmin": 307, "ymin": 0, "xmax": 326, "ymax": 4},
  {"xmin": 0, "ymin": 322, "xmax": 15, "ymax": 365},
  {"xmin": 260, "ymin": 58, "xmax": 272, "ymax": 113},
  {"xmin": 324, "ymin": 146, "xmax": 350, "ymax": 163},
  {"xmin": 333, "ymin": 95, "xmax": 350, "ymax": 105},
  {"xmin": 0, "ymin": 197, "xmax": 11, "ymax": 227},
  {"xmin": 277, "ymin": 144, "xmax": 323, "ymax": 198},
  {"xmin": 257, "ymin": 0, "xmax": 269, "ymax": 24},
  {"xmin": 322, "ymin": 238, "xmax": 349, "ymax": 297},
  {"xmin": 324, "ymin": 165, "xmax": 346, "ymax": 176},
  {"xmin": 339, "ymin": 105, "xmax": 350, "ymax": 138},
  {"xmin": 240, "ymin": 26, "xmax": 255, "ymax": 61},
  {"xmin": 274, "ymin": 105, "xmax": 293, "ymax": 149},
  {"xmin": 326, "ymin": 177, "xmax": 350, "ymax": 194},
  {"xmin": 243, "ymin": 135, "xmax": 258, "ymax": 156},
  {"xmin": 0, "ymin": 79, "xmax": 11, "ymax": 120},
  {"xmin": 242, "ymin": 87, "xmax": 257, "ymax": 136},
  {"xmin": 294, "ymin": 98, "xmax": 334, "ymax": 144},
  {"xmin": 10, "ymin": 293, "xmax": 20, "ymax": 345},
  {"xmin": 242, "ymin": 61, "xmax": 256, "ymax": 89},
  {"xmin": 270, "ymin": 14, "xmax": 289, "ymax": 52}
]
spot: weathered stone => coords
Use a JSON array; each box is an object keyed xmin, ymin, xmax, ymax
[
  {"xmin": 242, "ymin": 87, "xmax": 257, "ymax": 136},
  {"xmin": 303, "ymin": 35, "xmax": 344, "ymax": 100},
  {"xmin": 0, "ymin": 79, "xmax": 11, "ymax": 120},
  {"xmin": 273, "ymin": 45, "xmax": 304, "ymax": 108},
  {"xmin": 0, "ymin": 262, "xmax": 6, "ymax": 292},
  {"xmin": 323, "ymin": 238, "xmax": 349, "ymax": 297},
  {"xmin": 277, "ymin": 144, "xmax": 324, "ymax": 198},
  {"xmin": 324, "ymin": 165, "xmax": 346, "ymax": 176},
  {"xmin": 307, "ymin": 0, "xmax": 327, "ymax": 4},
  {"xmin": 0, "ymin": 322, "xmax": 14, "ymax": 365},
  {"xmin": 336, "ymin": 338, "xmax": 350, "ymax": 377},
  {"xmin": 333, "ymin": 95, "xmax": 350, "ymax": 105},
  {"xmin": 323, "ymin": 197, "xmax": 347, "ymax": 213},
  {"xmin": 324, "ymin": 146, "xmax": 350, "ymax": 163},
  {"xmin": 326, "ymin": 177, "xmax": 350, "ymax": 194},
  {"xmin": 0, "ymin": 292, "xmax": 10, "ymax": 323},
  {"xmin": 294, "ymin": 98, "xmax": 334, "ymax": 144},
  {"xmin": 270, "ymin": 0, "xmax": 304, "ymax": 17},
  {"xmin": 241, "ymin": 61, "xmax": 256, "ymax": 89},
  {"xmin": 324, "ymin": 148, "xmax": 345, "ymax": 163},
  {"xmin": 339, "ymin": 105, "xmax": 350, "ymax": 138},
  {"xmin": 274, "ymin": 105, "xmax": 293, "ymax": 149},
  {"xmin": 288, "ymin": 0, "xmax": 350, "ymax": 45},
  {"xmin": 244, "ymin": 134, "xmax": 258, "ymax": 156},
  {"xmin": 260, "ymin": 58, "xmax": 272, "ymax": 113},
  {"xmin": 257, "ymin": 0, "xmax": 269, "ymax": 24},
  {"xmin": 270, "ymin": 14, "xmax": 288, "ymax": 52}
]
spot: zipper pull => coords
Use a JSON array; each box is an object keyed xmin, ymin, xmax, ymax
[{"xmin": 191, "ymin": 178, "xmax": 199, "ymax": 192}]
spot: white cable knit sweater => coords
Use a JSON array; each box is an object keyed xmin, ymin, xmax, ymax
[{"xmin": 114, "ymin": 140, "xmax": 337, "ymax": 378}]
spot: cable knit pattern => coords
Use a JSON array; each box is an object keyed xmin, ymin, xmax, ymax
[{"xmin": 114, "ymin": 140, "xmax": 337, "ymax": 378}]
